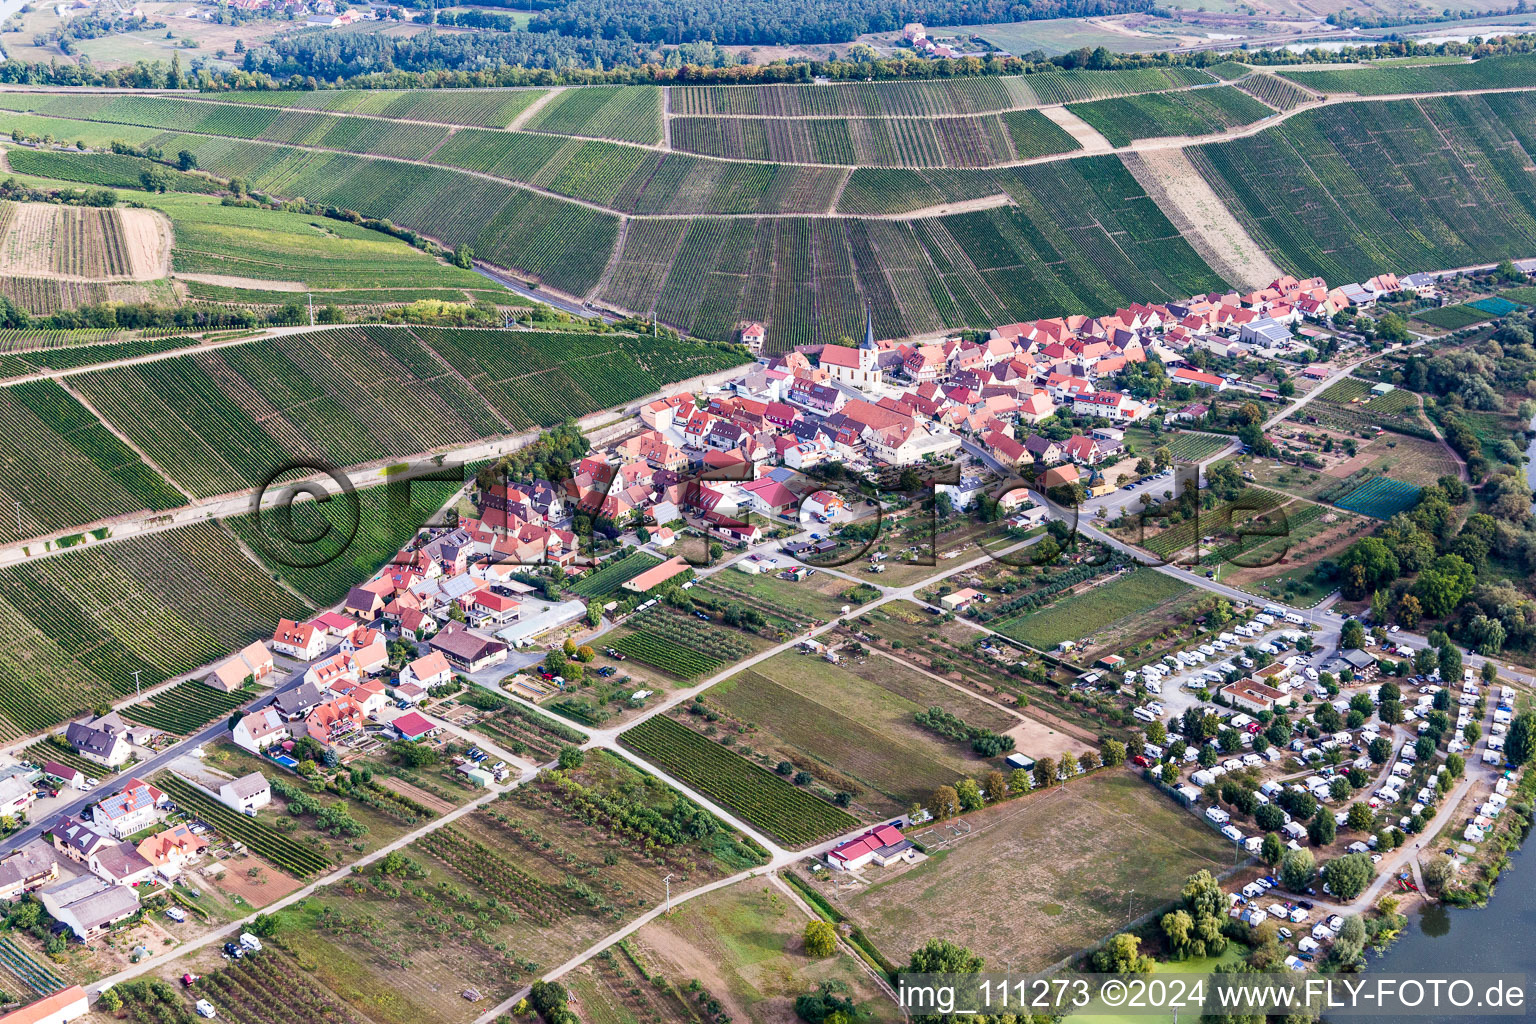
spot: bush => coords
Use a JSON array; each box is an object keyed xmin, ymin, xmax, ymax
[{"xmin": 803, "ymin": 919, "xmax": 837, "ymax": 958}]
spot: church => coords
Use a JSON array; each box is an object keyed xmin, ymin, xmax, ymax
[{"xmin": 817, "ymin": 309, "xmax": 882, "ymax": 391}]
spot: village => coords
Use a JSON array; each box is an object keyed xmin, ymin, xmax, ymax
[{"xmin": 0, "ymin": 258, "xmax": 1525, "ymax": 1024}]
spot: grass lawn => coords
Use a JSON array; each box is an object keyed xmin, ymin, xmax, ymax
[
  {"xmin": 837, "ymin": 771, "xmax": 1234, "ymax": 971},
  {"xmin": 993, "ymin": 567, "xmax": 1191, "ymax": 650},
  {"xmin": 706, "ymin": 648, "xmax": 1006, "ymax": 817},
  {"xmin": 1068, "ymin": 946, "xmax": 1249, "ymax": 1024}
]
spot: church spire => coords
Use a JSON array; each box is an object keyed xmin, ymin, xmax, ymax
[{"xmin": 861, "ymin": 304, "xmax": 876, "ymax": 350}]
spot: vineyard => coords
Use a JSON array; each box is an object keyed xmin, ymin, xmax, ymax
[
  {"xmin": 467, "ymin": 692, "xmax": 585, "ymax": 763},
  {"xmin": 1332, "ymin": 477, "xmax": 1422, "ymax": 519},
  {"xmin": 227, "ymin": 474, "xmax": 464, "ymax": 608},
  {"xmin": 0, "ymin": 202, "xmax": 142, "ymax": 279},
  {"xmin": 0, "ymin": 937, "xmax": 63, "ymax": 995},
  {"xmin": 197, "ymin": 88, "xmax": 549, "ymax": 127},
  {"xmin": 1190, "ymin": 95, "xmax": 1536, "ymax": 282},
  {"xmin": 610, "ymin": 622, "xmax": 729, "ymax": 678},
  {"xmin": 157, "ymin": 774, "xmax": 334, "ymax": 876},
  {"xmin": 568, "ymin": 551, "xmax": 663, "ymax": 598},
  {"xmin": 1067, "ymin": 86, "xmax": 1274, "ymax": 148},
  {"xmin": 1278, "ymin": 53, "xmax": 1536, "ymax": 96},
  {"xmin": 410, "ymin": 326, "xmax": 746, "ymax": 430},
  {"xmin": 619, "ymin": 715, "xmax": 859, "ymax": 845},
  {"xmin": 4, "ymin": 148, "xmax": 223, "ymax": 193},
  {"xmin": 0, "ymin": 522, "xmax": 310, "ymax": 741},
  {"xmin": 1236, "ymin": 74, "xmax": 1317, "ymax": 112},
  {"xmin": 71, "ymin": 326, "xmax": 506, "ymax": 499},
  {"xmin": 194, "ymin": 945, "xmax": 367, "ymax": 1024},
  {"xmin": 992, "ymin": 566, "xmax": 1191, "ymax": 650},
  {"xmin": 0, "ymin": 335, "xmax": 198, "ymax": 377},
  {"xmin": 1414, "ymin": 304, "xmax": 1497, "ymax": 329},
  {"xmin": 119, "ymin": 680, "xmax": 253, "ymax": 735},
  {"xmin": 521, "ymin": 86, "xmax": 662, "ymax": 144},
  {"xmin": 1158, "ymin": 432, "xmax": 1231, "ymax": 462},
  {"xmin": 0, "ymin": 379, "xmax": 185, "ymax": 543},
  {"xmin": 1135, "ymin": 487, "xmax": 1288, "ymax": 560},
  {"xmin": 1318, "ymin": 377, "xmax": 1372, "ymax": 403},
  {"xmin": 609, "ymin": 605, "xmax": 756, "ymax": 678}
]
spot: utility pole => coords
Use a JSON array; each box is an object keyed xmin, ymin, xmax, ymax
[
  {"xmin": 307, "ymin": 292, "xmax": 315, "ymax": 327},
  {"xmin": 132, "ymin": 670, "xmax": 142, "ymax": 699},
  {"xmin": 662, "ymin": 873, "xmax": 672, "ymax": 914}
]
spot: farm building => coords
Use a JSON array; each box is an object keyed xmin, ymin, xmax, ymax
[
  {"xmin": 1223, "ymin": 679, "xmax": 1290, "ymax": 713},
  {"xmin": 205, "ymin": 641, "xmax": 274, "ymax": 693},
  {"xmin": 218, "ymin": 772, "xmax": 271, "ymax": 814},
  {"xmin": 827, "ymin": 824, "xmax": 914, "ymax": 872},
  {"xmin": 392, "ymin": 712, "xmax": 436, "ymax": 742},
  {"xmin": 622, "ymin": 555, "xmax": 692, "ymax": 593},
  {"xmin": 38, "ymin": 875, "xmax": 138, "ymax": 942},
  {"xmin": 940, "ymin": 588, "xmax": 982, "ymax": 612},
  {"xmin": 429, "ymin": 621, "xmax": 509, "ymax": 672},
  {"xmin": 1170, "ymin": 368, "xmax": 1226, "ymax": 391}
]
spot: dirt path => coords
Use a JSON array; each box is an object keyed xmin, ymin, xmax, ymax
[
  {"xmin": 507, "ymin": 87, "xmax": 563, "ymax": 131},
  {"xmin": 1039, "ymin": 105, "xmax": 1113, "ymax": 154},
  {"xmin": 172, "ymin": 272, "xmax": 308, "ymax": 291},
  {"xmin": 121, "ymin": 207, "xmax": 173, "ymax": 279},
  {"xmin": 1123, "ymin": 148, "xmax": 1282, "ymax": 290},
  {"xmin": 885, "ymin": 192, "xmax": 1016, "ymax": 221}
]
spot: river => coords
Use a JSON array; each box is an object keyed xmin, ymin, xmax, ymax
[{"xmin": 1336, "ymin": 848, "xmax": 1536, "ymax": 1022}]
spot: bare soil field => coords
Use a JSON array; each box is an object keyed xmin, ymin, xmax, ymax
[
  {"xmin": 1039, "ymin": 106, "xmax": 1113, "ymax": 153},
  {"xmin": 0, "ymin": 202, "xmax": 169, "ymax": 280}
]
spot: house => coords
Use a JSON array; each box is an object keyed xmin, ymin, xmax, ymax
[
  {"xmin": 84, "ymin": 838, "xmax": 155, "ymax": 885},
  {"xmin": 231, "ymin": 708, "xmax": 290, "ymax": 754},
  {"xmin": 64, "ymin": 713, "xmax": 133, "ymax": 768},
  {"xmin": 940, "ymin": 588, "xmax": 982, "ymax": 612},
  {"xmin": 985, "ymin": 430, "xmax": 1028, "ymax": 468},
  {"xmin": 40, "ymin": 762, "xmax": 85, "ymax": 791},
  {"xmin": 0, "ymin": 840, "xmax": 58, "ymax": 901},
  {"xmin": 205, "ymin": 641, "xmax": 275, "ymax": 693},
  {"xmin": 1072, "ymin": 390, "xmax": 1151, "ymax": 422},
  {"xmin": 135, "ymin": 823, "xmax": 210, "ymax": 878},
  {"xmin": 1062, "ymin": 435, "xmax": 1105, "ymax": 465},
  {"xmin": 94, "ymin": 778, "xmax": 166, "ymax": 839},
  {"xmin": 468, "ymin": 591, "xmax": 520, "ymax": 630},
  {"xmin": 392, "ymin": 712, "xmax": 435, "ymax": 743},
  {"xmin": 49, "ymin": 815, "xmax": 112, "ymax": 865},
  {"xmin": 1240, "ymin": 319, "xmax": 1293, "ymax": 348},
  {"xmin": 739, "ymin": 321, "xmax": 766, "ymax": 354},
  {"xmin": 1170, "ymin": 403, "xmax": 1209, "ymax": 424},
  {"xmin": 0, "ymin": 776, "xmax": 35, "ymax": 819},
  {"xmin": 1222, "ymin": 679, "xmax": 1291, "ymax": 714},
  {"xmin": 271, "ymin": 619, "xmax": 325, "ymax": 660},
  {"xmin": 343, "ymin": 586, "xmax": 386, "ymax": 622},
  {"xmin": 826, "ymin": 824, "xmax": 914, "ymax": 871},
  {"xmin": 217, "ymin": 772, "xmax": 271, "ymax": 814},
  {"xmin": 428, "ymin": 621, "xmax": 509, "ymax": 673},
  {"xmin": 1024, "ymin": 435, "xmax": 1063, "ymax": 465},
  {"xmin": 0, "ymin": 986, "xmax": 90, "ymax": 1024},
  {"xmin": 801, "ymin": 490, "xmax": 845, "ymax": 521},
  {"xmin": 273, "ymin": 682, "xmax": 325, "ymax": 721},
  {"xmin": 1040, "ymin": 464, "xmax": 1080, "ymax": 489},
  {"xmin": 621, "ymin": 555, "xmax": 692, "ymax": 594},
  {"xmin": 402, "ymin": 651, "xmax": 453, "ymax": 690},
  {"xmin": 304, "ymin": 652, "xmax": 358, "ymax": 692},
  {"xmin": 1170, "ymin": 367, "xmax": 1226, "ymax": 391},
  {"xmin": 305, "ymin": 696, "xmax": 366, "ymax": 747},
  {"xmin": 38, "ymin": 875, "xmax": 138, "ymax": 942}
]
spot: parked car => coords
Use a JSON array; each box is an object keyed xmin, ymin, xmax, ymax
[
  {"xmin": 222, "ymin": 943, "xmax": 244, "ymax": 960},
  {"xmin": 165, "ymin": 907, "xmax": 187, "ymax": 923}
]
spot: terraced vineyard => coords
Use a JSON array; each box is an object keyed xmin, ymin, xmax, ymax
[
  {"xmin": 1236, "ymin": 74, "xmax": 1317, "ymax": 112},
  {"xmin": 520, "ymin": 86, "xmax": 662, "ymax": 144},
  {"xmin": 120, "ymin": 679, "xmax": 253, "ymax": 734},
  {"xmin": 1068, "ymin": 86, "xmax": 1274, "ymax": 147},
  {"xmin": 0, "ymin": 522, "xmax": 309, "ymax": 741},
  {"xmin": 193, "ymin": 88, "xmax": 549, "ymax": 127},
  {"xmin": 619, "ymin": 714, "xmax": 860, "ymax": 845},
  {"xmin": 0, "ymin": 379, "xmax": 185, "ymax": 543},
  {"xmin": 227, "ymin": 474, "xmax": 464, "ymax": 608},
  {"xmin": 410, "ymin": 327, "xmax": 747, "ymax": 430},
  {"xmin": 1190, "ymin": 95, "xmax": 1536, "ymax": 282},
  {"xmin": 1278, "ymin": 53, "xmax": 1536, "ymax": 96},
  {"xmin": 71, "ymin": 326, "xmax": 506, "ymax": 498}
]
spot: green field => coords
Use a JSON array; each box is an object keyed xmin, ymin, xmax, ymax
[
  {"xmin": 1414, "ymin": 304, "xmax": 1495, "ymax": 329},
  {"xmin": 619, "ymin": 714, "xmax": 859, "ymax": 846},
  {"xmin": 993, "ymin": 567, "xmax": 1191, "ymax": 649},
  {"xmin": 0, "ymin": 379, "xmax": 186, "ymax": 543},
  {"xmin": 0, "ymin": 522, "xmax": 310, "ymax": 741},
  {"xmin": 1278, "ymin": 52, "xmax": 1536, "ymax": 96}
]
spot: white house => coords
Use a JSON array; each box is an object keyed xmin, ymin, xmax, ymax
[
  {"xmin": 217, "ymin": 772, "xmax": 271, "ymax": 814},
  {"xmin": 271, "ymin": 619, "xmax": 325, "ymax": 660},
  {"xmin": 231, "ymin": 708, "xmax": 290, "ymax": 754},
  {"xmin": 401, "ymin": 651, "xmax": 453, "ymax": 690},
  {"xmin": 93, "ymin": 778, "xmax": 166, "ymax": 839}
]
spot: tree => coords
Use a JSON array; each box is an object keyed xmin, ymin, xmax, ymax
[
  {"xmin": 1255, "ymin": 804, "xmax": 1285, "ymax": 832},
  {"xmin": 176, "ymin": 149, "xmax": 197, "ymax": 171},
  {"xmin": 1309, "ymin": 810, "xmax": 1336, "ymax": 847},
  {"xmin": 928, "ymin": 785, "xmax": 959, "ymax": 822},
  {"xmin": 1057, "ymin": 752, "xmax": 1078, "ymax": 781},
  {"xmin": 1332, "ymin": 914, "xmax": 1366, "ymax": 967},
  {"xmin": 1032, "ymin": 757, "xmax": 1056, "ymax": 791},
  {"xmin": 575, "ymin": 645, "xmax": 595, "ymax": 663},
  {"xmin": 1101, "ymin": 739, "xmax": 1126, "ymax": 767},
  {"xmin": 1422, "ymin": 854, "xmax": 1454, "ymax": 892},
  {"xmin": 1146, "ymin": 720, "xmax": 1167, "ymax": 745},
  {"xmin": 1508, "ymin": 710, "xmax": 1536, "ymax": 766},
  {"xmin": 1341, "ymin": 619, "xmax": 1365, "ymax": 650},
  {"xmin": 1094, "ymin": 932, "xmax": 1153, "ymax": 974},
  {"xmin": 983, "ymin": 770, "xmax": 1006, "ymax": 803},
  {"xmin": 1280, "ymin": 848, "xmax": 1316, "ymax": 893},
  {"xmin": 907, "ymin": 938, "xmax": 983, "ymax": 975},
  {"xmin": 1368, "ymin": 736, "xmax": 1393, "ymax": 764},
  {"xmin": 557, "ymin": 745, "xmax": 584, "ymax": 770},
  {"xmin": 1346, "ymin": 803, "xmax": 1375, "ymax": 833},
  {"xmin": 1323, "ymin": 853, "xmax": 1373, "ymax": 902},
  {"xmin": 1438, "ymin": 642, "xmax": 1463, "ymax": 684},
  {"xmin": 955, "ymin": 777, "xmax": 983, "ymax": 811},
  {"xmin": 1008, "ymin": 768, "xmax": 1031, "ymax": 794},
  {"xmin": 803, "ymin": 919, "xmax": 837, "ymax": 958},
  {"xmin": 1261, "ymin": 831, "xmax": 1285, "ymax": 866}
]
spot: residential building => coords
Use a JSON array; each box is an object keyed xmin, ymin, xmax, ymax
[
  {"xmin": 231, "ymin": 708, "xmax": 290, "ymax": 753},
  {"xmin": 94, "ymin": 778, "xmax": 166, "ymax": 839},
  {"xmin": 428, "ymin": 621, "xmax": 509, "ymax": 673},
  {"xmin": 49, "ymin": 815, "xmax": 112, "ymax": 866},
  {"xmin": 0, "ymin": 840, "xmax": 58, "ymax": 901},
  {"xmin": 273, "ymin": 682, "xmax": 325, "ymax": 721},
  {"xmin": 401, "ymin": 651, "xmax": 453, "ymax": 690},
  {"xmin": 0, "ymin": 776, "xmax": 35, "ymax": 819},
  {"xmin": 135, "ymin": 824, "xmax": 210, "ymax": 878},
  {"xmin": 0, "ymin": 986, "xmax": 90, "ymax": 1024},
  {"xmin": 205, "ymin": 641, "xmax": 274, "ymax": 693},
  {"xmin": 271, "ymin": 619, "xmax": 325, "ymax": 660},
  {"xmin": 304, "ymin": 696, "xmax": 367, "ymax": 747},
  {"xmin": 64, "ymin": 713, "xmax": 133, "ymax": 768},
  {"xmin": 1222, "ymin": 679, "xmax": 1291, "ymax": 714}
]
